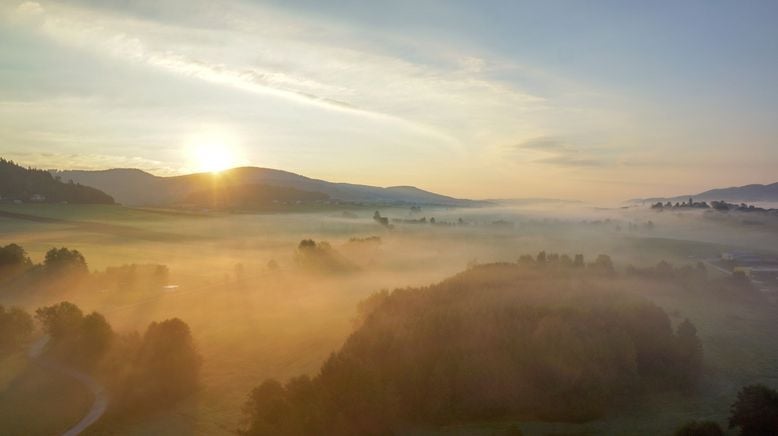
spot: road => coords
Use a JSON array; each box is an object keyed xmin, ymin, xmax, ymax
[{"xmin": 27, "ymin": 336, "xmax": 109, "ymax": 436}]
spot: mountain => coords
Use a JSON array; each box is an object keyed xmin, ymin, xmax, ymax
[
  {"xmin": 0, "ymin": 159, "xmax": 114, "ymax": 204},
  {"xmin": 183, "ymin": 184, "xmax": 329, "ymax": 209},
  {"xmin": 52, "ymin": 167, "xmax": 479, "ymax": 207},
  {"xmin": 632, "ymin": 182, "xmax": 778, "ymax": 204}
]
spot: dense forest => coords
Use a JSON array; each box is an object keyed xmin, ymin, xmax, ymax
[
  {"xmin": 241, "ymin": 255, "xmax": 707, "ymax": 435},
  {"xmin": 0, "ymin": 158, "xmax": 114, "ymax": 204}
]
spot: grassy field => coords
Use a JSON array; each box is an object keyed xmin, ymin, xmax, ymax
[
  {"xmin": 1, "ymin": 203, "xmax": 777, "ymax": 435},
  {"xmin": 0, "ymin": 352, "xmax": 92, "ymax": 436}
]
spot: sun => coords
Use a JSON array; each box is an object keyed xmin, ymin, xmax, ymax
[
  {"xmin": 186, "ymin": 132, "xmax": 242, "ymax": 173},
  {"xmin": 193, "ymin": 143, "xmax": 235, "ymax": 173}
]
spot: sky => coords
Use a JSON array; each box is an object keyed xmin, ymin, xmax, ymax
[{"xmin": 1, "ymin": 0, "xmax": 777, "ymax": 201}]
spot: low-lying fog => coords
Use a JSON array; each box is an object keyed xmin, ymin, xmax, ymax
[{"xmin": 2, "ymin": 200, "xmax": 777, "ymax": 434}]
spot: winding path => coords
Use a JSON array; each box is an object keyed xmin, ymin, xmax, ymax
[{"xmin": 27, "ymin": 336, "xmax": 108, "ymax": 436}]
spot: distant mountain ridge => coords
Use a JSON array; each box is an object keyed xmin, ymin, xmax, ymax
[
  {"xmin": 52, "ymin": 166, "xmax": 480, "ymax": 207},
  {"xmin": 0, "ymin": 159, "xmax": 114, "ymax": 204},
  {"xmin": 632, "ymin": 182, "xmax": 778, "ymax": 204}
]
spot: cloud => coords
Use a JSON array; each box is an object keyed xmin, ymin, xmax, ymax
[
  {"xmin": 0, "ymin": 0, "xmax": 639, "ymax": 200},
  {"xmin": 537, "ymin": 154, "xmax": 605, "ymax": 167},
  {"xmin": 3, "ymin": 151, "xmax": 177, "ymax": 174},
  {"xmin": 509, "ymin": 136, "xmax": 608, "ymax": 168},
  {"xmin": 16, "ymin": 1, "xmax": 43, "ymax": 15},
  {"xmin": 517, "ymin": 137, "xmax": 567, "ymax": 151},
  {"xmin": 6, "ymin": 0, "xmax": 551, "ymax": 150}
]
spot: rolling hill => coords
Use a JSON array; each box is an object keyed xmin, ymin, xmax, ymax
[
  {"xmin": 632, "ymin": 182, "xmax": 778, "ymax": 204},
  {"xmin": 0, "ymin": 159, "xmax": 114, "ymax": 204},
  {"xmin": 52, "ymin": 167, "xmax": 479, "ymax": 207}
]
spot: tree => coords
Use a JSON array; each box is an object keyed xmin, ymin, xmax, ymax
[
  {"xmin": 153, "ymin": 264, "xmax": 169, "ymax": 287},
  {"xmin": 573, "ymin": 254, "xmax": 585, "ymax": 267},
  {"xmin": 729, "ymin": 384, "xmax": 778, "ymax": 435},
  {"xmin": 35, "ymin": 301, "xmax": 84, "ymax": 339},
  {"xmin": 240, "ymin": 257, "xmax": 700, "ymax": 432},
  {"xmin": 298, "ymin": 239, "xmax": 316, "ymax": 250},
  {"xmin": 674, "ymin": 420, "xmax": 724, "ymax": 436},
  {"xmin": 34, "ymin": 302, "xmax": 114, "ymax": 364},
  {"xmin": 712, "ymin": 201, "xmax": 730, "ymax": 211},
  {"xmin": 0, "ymin": 243, "xmax": 31, "ymax": 270},
  {"xmin": 0, "ymin": 305, "xmax": 33, "ymax": 351},
  {"xmin": 241, "ymin": 379, "xmax": 299, "ymax": 436},
  {"xmin": 590, "ymin": 254, "xmax": 615, "ymax": 275},
  {"xmin": 676, "ymin": 319, "xmax": 703, "ymax": 388},
  {"xmin": 80, "ymin": 312, "xmax": 114, "ymax": 360},
  {"xmin": 373, "ymin": 211, "xmax": 389, "ymax": 227},
  {"xmin": 135, "ymin": 318, "xmax": 202, "ymax": 403},
  {"xmin": 656, "ymin": 260, "xmax": 674, "ymax": 277},
  {"xmin": 0, "ymin": 159, "xmax": 113, "ymax": 204},
  {"xmin": 294, "ymin": 239, "xmax": 356, "ymax": 274},
  {"xmin": 44, "ymin": 247, "xmax": 88, "ymax": 275}
]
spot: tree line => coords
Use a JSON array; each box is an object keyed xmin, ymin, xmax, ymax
[
  {"xmin": 239, "ymin": 255, "xmax": 705, "ymax": 435},
  {"xmin": 0, "ymin": 300, "xmax": 201, "ymax": 424},
  {"xmin": 0, "ymin": 243, "xmax": 170, "ymax": 294},
  {"xmin": 0, "ymin": 158, "xmax": 114, "ymax": 204},
  {"xmin": 675, "ymin": 384, "xmax": 778, "ymax": 435},
  {"xmin": 0, "ymin": 243, "xmax": 88, "ymax": 281}
]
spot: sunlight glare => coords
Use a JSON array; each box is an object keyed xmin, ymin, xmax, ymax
[{"xmin": 186, "ymin": 131, "xmax": 242, "ymax": 173}]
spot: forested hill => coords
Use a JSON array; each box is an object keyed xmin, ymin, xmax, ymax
[
  {"xmin": 54, "ymin": 166, "xmax": 481, "ymax": 207},
  {"xmin": 633, "ymin": 182, "xmax": 778, "ymax": 204},
  {"xmin": 0, "ymin": 159, "xmax": 114, "ymax": 204}
]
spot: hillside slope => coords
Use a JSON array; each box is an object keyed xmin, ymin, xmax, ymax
[
  {"xmin": 0, "ymin": 159, "xmax": 113, "ymax": 204},
  {"xmin": 53, "ymin": 167, "xmax": 477, "ymax": 207},
  {"xmin": 633, "ymin": 182, "xmax": 778, "ymax": 204}
]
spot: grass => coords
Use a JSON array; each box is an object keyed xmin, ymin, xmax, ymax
[
  {"xmin": 0, "ymin": 203, "xmax": 184, "ymax": 223},
  {"xmin": 0, "ymin": 353, "xmax": 92, "ymax": 436}
]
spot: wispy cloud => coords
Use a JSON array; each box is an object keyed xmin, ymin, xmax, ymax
[
  {"xmin": 7, "ymin": 0, "xmax": 551, "ymax": 150},
  {"xmin": 508, "ymin": 136, "xmax": 608, "ymax": 168},
  {"xmin": 0, "ymin": 0, "xmax": 658, "ymax": 200},
  {"xmin": 3, "ymin": 151, "xmax": 177, "ymax": 174}
]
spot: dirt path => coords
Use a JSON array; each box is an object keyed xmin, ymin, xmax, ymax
[{"xmin": 28, "ymin": 336, "xmax": 108, "ymax": 436}]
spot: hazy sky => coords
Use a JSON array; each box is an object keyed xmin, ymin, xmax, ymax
[{"xmin": 1, "ymin": 0, "xmax": 777, "ymax": 201}]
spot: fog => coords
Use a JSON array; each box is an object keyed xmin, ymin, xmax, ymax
[{"xmin": 2, "ymin": 201, "xmax": 778, "ymax": 435}]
